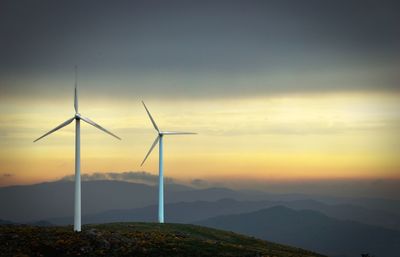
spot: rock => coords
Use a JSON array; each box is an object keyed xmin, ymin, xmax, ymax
[
  {"xmin": 174, "ymin": 232, "xmax": 188, "ymax": 238},
  {"xmin": 101, "ymin": 239, "xmax": 110, "ymax": 249},
  {"xmin": 86, "ymin": 228, "xmax": 98, "ymax": 237}
]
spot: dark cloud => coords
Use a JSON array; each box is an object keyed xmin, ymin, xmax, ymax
[
  {"xmin": 191, "ymin": 179, "xmax": 209, "ymax": 188},
  {"xmin": 60, "ymin": 171, "xmax": 174, "ymax": 185},
  {"xmin": 1, "ymin": 0, "xmax": 399, "ymax": 98},
  {"xmin": 0, "ymin": 173, "xmax": 13, "ymax": 183}
]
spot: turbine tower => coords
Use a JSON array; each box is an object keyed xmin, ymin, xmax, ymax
[
  {"xmin": 140, "ymin": 101, "xmax": 196, "ymax": 223},
  {"xmin": 34, "ymin": 66, "xmax": 121, "ymax": 232}
]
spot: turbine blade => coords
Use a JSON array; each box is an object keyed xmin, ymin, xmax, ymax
[
  {"xmin": 141, "ymin": 135, "xmax": 160, "ymax": 166},
  {"xmin": 142, "ymin": 101, "xmax": 159, "ymax": 132},
  {"xmin": 74, "ymin": 65, "xmax": 78, "ymax": 113},
  {"xmin": 162, "ymin": 131, "xmax": 197, "ymax": 135},
  {"xmin": 80, "ymin": 115, "xmax": 121, "ymax": 140},
  {"xmin": 33, "ymin": 117, "xmax": 75, "ymax": 142}
]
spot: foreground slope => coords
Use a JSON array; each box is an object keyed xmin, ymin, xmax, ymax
[{"xmin": 0, "ymin": 222, "xmax": 324, "ymax": 257}]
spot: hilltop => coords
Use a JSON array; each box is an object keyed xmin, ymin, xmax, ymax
[{"xmin": 0, "ymin": 222, "xmax": 325, "ymax": 257}]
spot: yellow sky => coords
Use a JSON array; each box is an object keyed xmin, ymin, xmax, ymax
[{"xmin": 0, "ymin": 92, "xmax": 399, "ymax": 186}]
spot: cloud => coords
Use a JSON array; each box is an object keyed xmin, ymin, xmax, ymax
[
  {"xmin": 0, "ymin": 173, "xmax": 13, "ymax": 183},
  {"xmin": 60, "ymin": 171, "xmax": 174, "ymax": 185},
  {"xmin": 219, "ymin": 120, "xmax": 396, "ymax": 136},
  {"xmin": 1, "ymin": 0, "xmax": 399, "ymax": 99},
  {"xmin": 191, "ymin": 177, "xmax": 400, "ymax": 200},
  {"xmin": 191, "ymin": 179, "xmax": 210, "ymax": 188}
]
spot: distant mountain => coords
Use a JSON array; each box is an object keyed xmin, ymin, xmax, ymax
[
  {"xmin": 49, "ymin": 198, "xmax": 272, "ymax": 225},
  {"xmin": 279, "ymin": 199, "xmax": 400, "ymax": 231},
  {"xmin": 2, "ymin": 180, "xmax": 400, "ymax": 231},
  {"xmin": 303, "ymin": 195, "xmax": 400, "ymax": 216},
  {"xmin": 197, "ymin": 206, "xmax": 400, "ymax": 257},
  {"xmin": 0, "ymin": 219, "xmax": 14, "ymax": 225},
  {"xmin": 0, "ymin": 222, "xmax": 325, "ymax": 257},
  {"xmin": 0, "ymin": 218, "xmax": 51, "ymax": 226},
  {"xmin": 0, "ymin": 180, "xmax": 158, "ymax": 222},
  {"xmin": 336, "ymin": 197, "xmax": 400, "ymax": 216},
  {"xmin": 0, "ymin": 180, "xmax": 244, "ymax": 222},
  {"xmin": 47, "ymin": 198, "xmax": 400, "ymax": 232}
]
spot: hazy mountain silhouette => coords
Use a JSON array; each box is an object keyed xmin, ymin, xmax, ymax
[
  {"xmin": 196, "ymin": 206, "xmax": 400, "ymax": 257},
  {"xmin": 278, "ymin": 199, "xmax": 400, "ymax": 231},
  {"xmin": 0, "ymin": 180, "xmax": 158, "ymax": 222},
  {"xmin": 305, "ymin": 195, "xmax": 400, "ymax": 216},
  {"xmin": 0, "ymin": 219, "xmax": 13, "ymax": 225},
  {"xmin": 0, "ymin": 218, "xmax": 51, "ymax": 226},
  {"xmin": 0, "ymin": 180, "xmax": 242, "ymax": 222},
  {"xmin": 1, "ymin": 180, "xmax": 400, "ymax": 232},
  {"xmin": 46, "ymin": 198, "xmax": 400, "ymax": 232},
  {"xmin": 49, "ymin": 198, "xmax": 271, "ymax": 225}
]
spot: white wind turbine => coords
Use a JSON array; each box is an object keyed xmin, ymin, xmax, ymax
[
  {"xmin": 34, "ymin": 67, "xmax": 121, "ymax": 232},
  {"xmin": 140, "ymin": 101, "xmax": 196, "ymax": 223}
]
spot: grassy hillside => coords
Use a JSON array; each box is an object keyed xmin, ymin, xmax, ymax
[{"xmin": 0, "ymin": 222, "xmax": 325, "ymax": 257}]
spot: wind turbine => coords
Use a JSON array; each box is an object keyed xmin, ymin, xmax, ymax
[
  {"xmin": 34, "ymin": 66, "xmax": 121, "ymax": 232},
  {"xmin": 140, "ymin": 101, "xmax": 196, "ymax": 223}
]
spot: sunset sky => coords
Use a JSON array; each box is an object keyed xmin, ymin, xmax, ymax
[{"xmin": 0, "ymin": 0, "xmax": 399, "ymax": 195}]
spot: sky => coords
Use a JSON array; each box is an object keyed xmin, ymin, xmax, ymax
[{"xmin": 0, "ymin": 0, "xmax": 399, "ymax": 197}]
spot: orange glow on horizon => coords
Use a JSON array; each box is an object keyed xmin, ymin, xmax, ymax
[{"xmin": 1, "ymin": 92, "xmax": 400, "ymax": 187}]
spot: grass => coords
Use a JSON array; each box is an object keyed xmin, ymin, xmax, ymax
[{"xmin": 0, "ymin": 222, "xmax": 326, "ymax": 257}]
